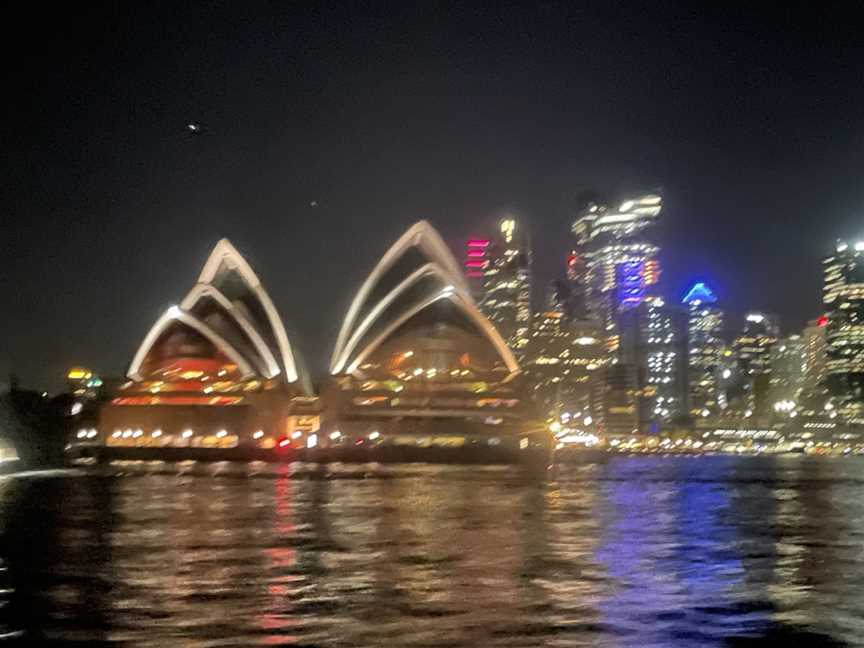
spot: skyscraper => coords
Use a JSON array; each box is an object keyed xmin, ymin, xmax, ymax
[
  {"xmin": 618, "ymin": 297, "xmax": 689, "ymax": 431},
  {"xmin": 802, "ymin": 316, "xmax": 828, "ymax": 392},
  {"xmin": 732, "ymin": 312, "xmax": 779, "ymax": 417},
  {"xmin": 823, "ymin": 240, "xmax": 864, "ymax": 421},
  {"xmin": 546, "ymin": 278, "xmax": 578, "ymax": 321},
  {"xmin": 681, "ymin": 282, "xmax": 724, "ymax": 416},
  {"xmin": 525, "ymin": 282, "xmax": 605, "ymax": 420},
  {"xmin": 769, "ymin": 334, "xmax": 806, "ymax": 408},
  {"xmin": 526, "ymin": 303, "xmax": 568, "ymax": 418},
  {"xmin": 602, "ymin": 363, "xmax": 639, "ymax": 436},
  {"xmin": 571, "ymin": 193, "xmax": 662, "ymax": 350},
  {"xmin": 466, "ymin": 217, "xmax": 532, "ymax": 358}
]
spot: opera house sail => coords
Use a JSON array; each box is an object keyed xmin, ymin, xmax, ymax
[
  {"xmin": 98, "ymin": 239, "xmax": 317, "ymax": 455},
  {"xmin": 326, "ymin": 221, "xmax": 549, "ymax": 459}
]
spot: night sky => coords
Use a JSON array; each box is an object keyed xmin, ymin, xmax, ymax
[{"xmin": 3, "ymin": 2, "xmax": 864, "ymax": 390}]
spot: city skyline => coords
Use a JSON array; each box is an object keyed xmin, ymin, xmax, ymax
[
  {"xmin": 4, "ymin": 3, "xmax": 864, "ymax": 389},
  {"xmin": 54, "ymin": 214, "xmax": 863, "ymax": 451},
  {"xmin": 2, "ymin": 203, "xmax": 862, "ymax": 390}
]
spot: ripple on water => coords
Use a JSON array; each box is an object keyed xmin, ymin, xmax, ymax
[{"xmin": 0, "ymin": 457, "xmax": 863, "ymax": 646}]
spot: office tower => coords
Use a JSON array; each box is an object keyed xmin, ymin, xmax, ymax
[
  {"xmin": 823, "ymin": 240, "xmax": 864, "ymax": 421},
  {"xmin": 565, "ymin": 250, "xmax": 589, "ymax": 319},
  {"xmin": 769, "ymin": 334, "xmax": 806, "ymax": 407},
  {"xmin": 526, "ymin": 282, "xmax": 605, "ymax": 419},
  {"xmin": 567, "ymin": 318, "xmax": 608, "ymax": 424},
  {"xmin": 547, "ymin": 278, "xmax": 577, "ymax": 322},
  {"xmin": 466, "ymin": 217, "xmax": 532, "ymax": 358},
  {"xmin": 571, "ymin": 193, "xmax": 662, "ymax": 350},
  {"xmin": 602, "ymin": 363, "xmax": 639, "ymax": 436},
  {"xmin": 681, "ymin": 282, "xmax": 724, "ymax": 416},
  {"xmin": 618, "ymin": 297, "xmax": 689, "ymax": 432},
  {"xmin": 802, "ymin": 316, "xmax": 828, "ymax": 392},
  {"xmin": 526, "ymin": 301, "xmax": 569, "ymax": 418},
  {"xmin": 732, "ymin": 313, "xmax": 779, "ymax": 416},
  {"xmin": 715, "ymin": 346, "xmax": 740, "ymax": 412}
]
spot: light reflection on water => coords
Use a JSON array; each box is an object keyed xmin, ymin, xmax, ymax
[{"xmin": 0, "ymin": 457, "xmax": 861, "ymax": 646}]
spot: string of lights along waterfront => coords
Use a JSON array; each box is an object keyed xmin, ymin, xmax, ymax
[{"xmin": 30, "ymin": 191, "xmax": 857, "ymax": 465}]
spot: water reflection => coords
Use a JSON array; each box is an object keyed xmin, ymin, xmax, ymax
[
  {"xmin": 0, "ymin": 458, "xmax": 861, "ymax": 646},
  {"xmin": 0, "ymin": 474, "xmax": 115, "ymax": 643},
  {"xmin": 592, "ymin": 458, "xmax": 760, "ymax": 646}
]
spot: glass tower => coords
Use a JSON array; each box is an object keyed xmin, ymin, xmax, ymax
[
  {"xmin": 823, "ymin": 240, "xmax": 864, "ymax": 422},
  {"xmin": 570, "ymin": 194, "xmax": 662, "ymax": 351},
  {"xmin": 681, "ymin": 282, "xmax": 724, "ymax": 416},
  {"xmin": 466, "ymin": 218, "xmax": 532, "ymax": 359}
]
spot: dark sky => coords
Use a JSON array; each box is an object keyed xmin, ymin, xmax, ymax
[{"xmin": 3, "ymin": 1, "xmax": 864, "ymax": 390}]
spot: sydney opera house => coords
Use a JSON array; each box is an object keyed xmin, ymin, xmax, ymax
[
  {"xmin": 96, "ymin": 239, "xmax": 318, "ymax": 458},
  {"xmin": 323, "ymin": 221, "xmax": 546, "ymax": 460},
  {"xmin": 79, "ymin": 222, "xmax": 549, "ymax": 463}
]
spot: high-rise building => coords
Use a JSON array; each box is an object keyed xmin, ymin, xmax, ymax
[
  {"xmin": 525, "ymin": 282, "xmax": 605, "ymax": 420},
  {"xmin": 546, "ymin": 278, "xmax": 578, "ymax": 322},
  {"xmin": 732, "ymin": 313, "xmax": 779, "ymax": 417},
  {"xmin": 565, "ymin": 251, "xmax": 589, "ymax": 319},
  {"xmin": 466, "ymin": 218, "xmax": 532, "ymax": 358},
  {"xmin": 802, "ymin": 316, "xmax": 828, "ymax": 392},
  {"xmin": 681, "ymin": 282, "xmax": 724, "ymax": 416},
  {"xmin": 571, "ymin": 193, "xmax": 662, "ymax": 349},
  {"xmin": 769, "ymin": 334, "xmax": 806, "ymax": 408},
  {"xmin": 602, "ymin": 363, "xmax": 639, "ymax": 436},
  {"xmin": 568, "ymin": 318, "xmax": 607, "ymax": 422},
  {"xmin": 715, "ymin": 346, "xmax": 740, "ymax": 412},
  {"xmin": 618, "ymin": 297, "xmax": 689, "ymax": 431},
  {"xmin": 823, "ymin": 240, "xmax": 864, "ymax": 421},
  {"xmin": 526, "ymin": 306, "xmax": 568, "ymax": 417}
]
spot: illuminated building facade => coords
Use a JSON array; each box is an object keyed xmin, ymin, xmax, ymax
[
  {"xmin": 99, "ymin": 239, "xmax": 317, "ymax": 452},
  {"xmin": 602, "ymin": 363, "xmax": 639, "ymax": 435},
  {"xmin": 571, "ymin": 193, "xmax": 662, "ymax": 348},
  {"xmin": 330, "ymin": 221, "xmax": 546, "ymax": 454},
  {"xmin": 618, "ymin": 297, "xmax": 689, "ymax": 431},
  {"xmin": 732, "ymin": 313, "xmax": 779, "ymax": 417},
  {"xmin": 526, "ymin": 307, "xmax": 569, "ymax": 418},
  {"xmin": 66, "ymin": 367, "xmax": 104, "ymax": 400},
  {"xmin": 525, "ymin": 283, "xmax": 605, "ymax": 419},
  {"xmin": 802, "ymin": 316, "xmax": 828, "ymax": 392},
  {"xmin": 823, "ymin": 240, "xmax": 864, "ymax": 421},
  {"xmin": 565, "ymin": 251, "xmax": 589, "ymax": 319},
  {"xmin": 546, "ymin": 278, "xmax": 578, "ymax": 321},
  {"xmin": 467, "ymin": 218, "xmax": 532, "ymax": 358},
  {"xmin": 769, "ymin": 334, "xmax": 806, "ymax": 407},
  {"xmin": 681, "ymin": 282, "xmax": 724, "ymax": 416},
  {"xmin": 734, "ymin": 313, "xmax": 779, "ymax": 376},
  {"xmin": 714, "ymin": 347, "xmax": 740, "ymax": 412}
]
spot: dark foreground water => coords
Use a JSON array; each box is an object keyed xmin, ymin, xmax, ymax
[{"xmin": 0, "ymin": 457, "xmax": 863, "ymax": 647}]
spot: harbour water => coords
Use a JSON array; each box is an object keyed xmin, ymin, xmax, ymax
[{"xmin": 0, "ymin": 456, "xmax": 862, "ymax": 646}]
